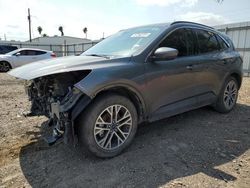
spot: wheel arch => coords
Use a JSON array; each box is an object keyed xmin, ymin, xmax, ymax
[
  {"xmin": 72, "ymin": 85, "xmax": 146, "ymax": 147},
  {"xmin": 214, "ymin": 72, "xmax": 241, "ymax": 113},
  {"xmin": 230, "ymin": 72, "xmax": 242, "ymax": 89},
  {"xmin": 0, "ymin": 60, "xmax": 12, "ymax": 69},
  {"xmin": 92, "ymin": 85, "xmax": 147, "ymax": 123}
]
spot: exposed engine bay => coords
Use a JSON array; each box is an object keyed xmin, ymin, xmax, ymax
[{"xmin": 25, "ymin": 71, "xmax": 91, "ymax": 145}]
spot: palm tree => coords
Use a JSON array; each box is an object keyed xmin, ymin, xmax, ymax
[
  {"xmin": 58, "ymin": 26, "xmax": 64, "ymax": 36},
  {"xmin": 83, "ymin": 27, "xmax": 88, "ymax": 38},
  {"xmin": 37, "ymin": 26, "xmax": 43, "ymax": 36}
]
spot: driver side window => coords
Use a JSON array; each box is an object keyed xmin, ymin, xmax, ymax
[
  {"xmin": 16, "ymin": 50, "xmax": 28, "ymax": 56},
  {"xmin": 159, "ymin": 28, "xmax": 195, "ymax": 57},
  {"xmin": 17, "ymin": 50, "xmax": 36, "ymax": 56}
]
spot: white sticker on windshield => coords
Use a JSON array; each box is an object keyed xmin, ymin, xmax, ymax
[{"xmin": 131, "ymin": 33, "xmax": 151, "ymax": 38}]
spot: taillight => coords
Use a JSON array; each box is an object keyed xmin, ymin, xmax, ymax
[{"xmin": 51, "ymin": 53, "xmax": 56, "ymax": 58}]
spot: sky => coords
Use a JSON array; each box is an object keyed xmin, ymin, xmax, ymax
[{"xmin": 0, "ymin": 0, "xmax": 250, "ymax": 41}]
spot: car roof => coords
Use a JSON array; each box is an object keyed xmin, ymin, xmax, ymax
[
  {"xmin": 123, "ymin": 21, "xmax": 216, "ymax": 33},
  {"xmin": 17, "ymin": 48, "xmax": 51, "ymax": 52}
]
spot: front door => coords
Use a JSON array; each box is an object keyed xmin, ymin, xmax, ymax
[
  {"xmin": 13, "ymin": 50, "xmax": 39, "ymax": 67},
  {"xmin": 144, "ymin": 28, "xmax": 200, "ymax": 121}
]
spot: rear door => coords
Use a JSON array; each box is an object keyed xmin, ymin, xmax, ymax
[
  {"xmin": 191, "ymin": 29, "xmax": 230, "ymax": 97},
  {"xmin": 33, "ymin": 50, "xmax": 48, "ymax": 61},
  {"xmin": 144, "ymin": 28, "xmax": 201, "ymax": 120}
]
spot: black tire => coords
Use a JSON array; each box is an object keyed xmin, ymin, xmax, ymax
[
  {"xmin": 214, "ymin": 76, "xmax": 239, "ymax": 113},
  {"xmin": 78, "ymin": 93, "xmax": 138, "ymax": 158},
  {"xmin": 0, "ymin": 61, "xmax": 11, "ymax": 72}
]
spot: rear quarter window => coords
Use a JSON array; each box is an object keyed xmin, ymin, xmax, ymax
[{"xmin": 216, "ymin": 35, "xmax": 229, "ymax": 50}]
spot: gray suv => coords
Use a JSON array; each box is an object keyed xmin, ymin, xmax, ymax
[{"xmin": 9, "ymin": 21, "xmax": 243, "ymax": 158}]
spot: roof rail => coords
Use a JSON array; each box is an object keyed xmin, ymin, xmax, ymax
[{"xmin": 171, "ymin": 21, "xmax": 214, "ymax": 29}]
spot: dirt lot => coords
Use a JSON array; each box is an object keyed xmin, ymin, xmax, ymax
[{"xmin": 0, "ymin": 73, "xmax": 249, "ymax": 188}]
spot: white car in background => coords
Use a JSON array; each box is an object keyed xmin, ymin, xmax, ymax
[{"xmin": 0, "ymin": 48, "xmax": 56, "ymax": 72}]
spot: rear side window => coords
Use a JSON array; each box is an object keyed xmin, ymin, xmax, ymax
[
  {"xmin": 34, "ymin": 50, "xmax": 46, "ymax": 55},
  {"xmin": 26, "ymin": 50, "xmax": 36, "ymax": 55},
  {"xmin": 19, "ymin": 50, "xmax": 29, "ymax": 55},
  {"xmin": 195, "ymin": 29, "xmax": 220, "ymax": 54},
  {"xmin": 185, "ymin": 29, "xmax": 196, "ymax": 56},
  {"xmin": 159, "ymin": 28, "xmax": 196, "ymax": 57}
]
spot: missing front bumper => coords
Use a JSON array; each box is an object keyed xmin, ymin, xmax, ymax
[{"xmin": 45, "ymin": 88, "xmax": 91, "ymax": 146}]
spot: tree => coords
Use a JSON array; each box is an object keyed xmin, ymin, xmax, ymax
[
  {"xmin": 58, "ymin": 26, "xmax": 64, "ymax": 36},
  {"xmin": 83, "ymin": 27, "xmax": 88, "ymax": 38},
  {"xmin": 42, "ymin": 33, "xmax": 48, "ymax": 37},
  {"xmin": 37, "ymin": 26, "xmax": 43, "ymax": 36}
]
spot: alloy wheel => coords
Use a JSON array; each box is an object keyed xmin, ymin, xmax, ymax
[
  {"xmin": 0, "ymin": 62, "xmax": 10, "ymax": 72},
  {"xmin": 94, "ymin": 104, "xmax": 132, "ymax": 150},
  {"xmin": 223, "ymin": 80, "xmax": 238, "ymax": 110}
]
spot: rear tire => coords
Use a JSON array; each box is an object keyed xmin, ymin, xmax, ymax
[
  {"xmin": 0, "ymin": 61, "xmax": 11, "ymax": 72},
  {"xmin": 214, "ymin": 76, "xmax": 239, "ymax": 113},
  {"xmin": 78, "ymin": 93, "xmax": 138, "ymax": 158}
]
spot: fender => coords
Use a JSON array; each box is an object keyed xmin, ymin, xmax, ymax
[{"xmin": 74, "ymin": 64, "xmax": 147, "ymax": 113}]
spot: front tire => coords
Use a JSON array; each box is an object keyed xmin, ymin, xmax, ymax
[
  {"xmin": 0, "ymin": 61, "xmax": 11, "ymax": 72},
  {"xmin": 214, "ymin": 76, "xmax": 239, "ymax": 113},
  {"xmin": 78, "ymin": 93, "xmax": 138, "ymax": 158}
]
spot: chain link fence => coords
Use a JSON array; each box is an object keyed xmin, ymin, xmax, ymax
[{"xmin": 0, "ymin": 41, "xmax": 99, "ymax": 57}]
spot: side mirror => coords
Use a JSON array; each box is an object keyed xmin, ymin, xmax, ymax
[
  {"xmin": 15, "ymin": 52, "xmax": 21, "ymax": 56},
  {"xmin": 152, "ymin": 47, "xmax": 178, "ymax": 61}
]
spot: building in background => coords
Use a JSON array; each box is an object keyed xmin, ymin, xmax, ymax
[
  {"xmin": 215, "ymin": 21, "xmax": 250, "ymax": 75},
  {"xmin": 30, "ymin": 35, "xmax": 91, "ymax": 45}
]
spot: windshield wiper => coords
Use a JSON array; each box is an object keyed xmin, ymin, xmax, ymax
[{"xmin": 85, "ymin": 54, "xmax": 110, "ymax": 59}]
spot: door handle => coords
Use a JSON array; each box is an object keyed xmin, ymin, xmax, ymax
[{"xmin": 186, "ymin": 65, "xmax": 193, "ymax": 70}]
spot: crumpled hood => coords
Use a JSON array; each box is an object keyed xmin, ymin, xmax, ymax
[{"xmin": 8, "ymin": 55, "xmax": 129, "ymax": 80}]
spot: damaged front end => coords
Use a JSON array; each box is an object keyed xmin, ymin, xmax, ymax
[{"xmin": 25, "ymin": 71, "xmax": 91, "ymax": 146}]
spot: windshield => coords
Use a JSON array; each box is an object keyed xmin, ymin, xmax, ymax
[
  {"xmin": 6, "ymin": 49, "xmax": 20, "ymax": 55},
  {"xmin": 82, "ymin": 26, "xmax": 164, "ymax": 57}
]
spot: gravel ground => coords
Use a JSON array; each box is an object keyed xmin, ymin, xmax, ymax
[{"xmin": 0, "ymin": 73, "xmax": 249, "ymax": 188}]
